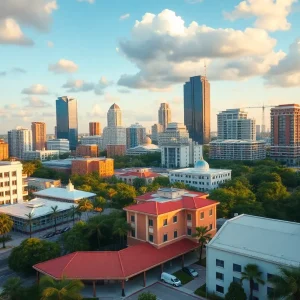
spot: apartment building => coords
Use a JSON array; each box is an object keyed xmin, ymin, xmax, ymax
[
  {"xmin": 0, "ymin": 161, "xmax": 28, "ymax": 205},
  {"xmin": 46, "ymin": 139, "xmax": 70, "ymax": 154},
  {"xmin": 76, "ymin": 144, "xmax": 98, "ymax": 157},
  {"xmin": 8, "ymin": 127, "xmax": 32, "ymax": 159},
  {"xmin": 0, "ymin": 139, "xmax": 9, "ymax": 161},
  {"xmin": 31, "ymin": 122, "xmax": 46, "ymax": 150},
  {"xmin": 124, "ymin": 188, "xmax": 219, "ymax": 248}
]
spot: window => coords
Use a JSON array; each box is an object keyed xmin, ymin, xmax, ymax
[
  {"xmin": 174, "ymin": 230, "xmax": 178, "ymax": 238},
  {"xmin": 267, "ymin": 287, "xmax": 274, "ymax": 297},
  {"xmin": 131, "ymin": 229, "xmax": 135, "ymax": 237},
  {"xmin": 163, "ymin": 234, "xmax": 168, "ymax": 242},
  {"xmin": 12, "ymin": 171, "xmax": 16, "ymax": 176},
  {"xmin": 187, "ymin": 214, "xmax": 192, "ymax": 221},
  {"xmin": 233, "ymin": 277, "xmax": 241, "ymax": 283},
  {"xmin": 163, "ymin": 219, "xmax": 168, "ymax": 226},
  {"xmin": 216, "ymin": 259, "xmax": 224, "ymax": 268},
  {"xmin": 149, "ymin": 234, "xmax": 153, "ymax": 242},
  {"xmin": 173, "ymin": 216, "xmax": 177, "ymax": 223},
  {"xmin": 209, "ymin": 224, "xmax": 213, "ymax": 230},
  {"xmin": 216, "ymin": 285, "xmax": 224, "ymax": 294},
  {"xmin": 233, "ymin": 264, "xmax": 242, "ymax": 272},
  {"xmin": 131, "ymin": 215, "xmax": 135, "ymax": 222},
  {"xmin": 187, "ymin": 228, "xmax": 192, "ymax": 236},
  {"xmin": 267, "ymin": 273, "xmax": 274, "ymax": 281},
  {"xmin": 209, "ymin": 209, "xmax": 213, "ymax": 216},
  {"xmin": 200, "ymin": 212, "xmax": 204, "ymax": 219},
  {"xmin": 216, "ymin": 272, "xmax": 224, "ymax": 281},
  {"xmin": 148, "ymin": 219, "xmax": 153, "ymax": 227},
  {"xmin": 253, "ymin": 282, "xmax": 259, "ymax": 291}
]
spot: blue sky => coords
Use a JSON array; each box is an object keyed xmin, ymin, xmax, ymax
[{"xmin": 1, "ymin": 0, "xmax": 300, "ymax": 134}]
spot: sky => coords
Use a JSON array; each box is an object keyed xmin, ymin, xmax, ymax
[{"xmin": 1, "ymin": 0, "xmax": 300, "ymax": 134}]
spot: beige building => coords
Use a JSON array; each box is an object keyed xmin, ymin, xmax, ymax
[
  {"xmin": 158, "ymin": 103, "xmax": 171, "ymax": 132},
  {"xmin": 32, "ymin": 122, "xmax": 46, "ymax": 150},
  {"xmin": 26, "ymin": 177, "xmax": 61, "ymax": 191}
]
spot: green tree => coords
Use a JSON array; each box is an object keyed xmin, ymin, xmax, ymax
[
  {"xmin": 0, "ymin": 213, "xmax": 13, "ymax": 248},
  {"xmin": 192, "ymin": 226, "xmax": 211, "ymax": 263},
  {"xmin": 8, "ymin": 238, "xmax": 60, "ymax": 275},
  {"xmin": 139, "ymin": 186, "xmax": 148, "ymax": 194},
  {"xmin": 77, "ymin": 199, "xmax": 93, "ymax": 219},
  {"xmin": 113, "ymin": 219, "xmax": 132, "ymax": 247},
  {"xmin": 25, "ymin": 212, "xmax": 34, "ymax": 238},
  {"xmin": 40, "ymin": 276, "xmax": 84, "ymax": 300},
  {"xmin": 68, "ymin": 205, "xmax": 77, "ymax": 225},
  {"xmin": 241, "ymin": 264, "xmax": 265, "ymax": 300},
  {"xmin": 87, "ymin": 220, "xmax": 106, "ymax": 250},
  {"xmin": 152, "ymin": 177, "xmax": 170, "ymax": 187},
  {"xmin": 22, "ymin": 162, "xmax": 36, "ymax": 176},
  {"xmin": 138, "ymin": 291, "xmax": 157, "ymax": 300},
  {"xmin": 1, "ymin": 277, "xmax": 24, "ymax": 300},
  {"xmin": 114, "ymin": 183, "xmax": 136, "ymax": 208},
  {"xmin": 51, "ymin": 206, "xmax": 59, "ymax": 232},
  {"xmin": 172, "ymin": 182, "xmax": 188, "ymax": 189},
  {"xmin": 269, "ymin": 266, "xmax": 300, "ymax": 300},
  {"xmin": 133, "ymin": 178, "xmax": 147, "ymax": 190},
  {"xmin": 92, "ymin": 196, "xmax": 106, "ymax": 213},
  {"xmin": 225, "ymin": 282, "xmax": 247, "ymax": 300},
  {"xmin": 257, "ymin": 181, "xmax": 289, "ymax": 202}
]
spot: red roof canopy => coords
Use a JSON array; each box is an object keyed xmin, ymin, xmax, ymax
[{"xmin": 33, "ymin": 239, "xmax": 198, "ymax": 280}]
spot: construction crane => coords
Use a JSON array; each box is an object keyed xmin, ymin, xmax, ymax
[{"xmin": 243, "ymin": 104, "xmax": 275, "ymax": 133}]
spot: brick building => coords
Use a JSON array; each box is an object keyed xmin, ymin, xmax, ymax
[
  {"xmin": 89, "ymin": 122, "xmax": 101, "ymax": 136},
  {"xmin": 76, "ymin": 144, "xmax": 98, "ymax": 157},
  {"xmin": 107, "ymin": 145, "xmax": 126, "ymax": 157},
  {"xmin": 31, "ymin": 122, "xmax": 46, "ymax": 151}
]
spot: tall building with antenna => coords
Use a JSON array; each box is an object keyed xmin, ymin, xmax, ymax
[{"xmin": 184, "ymin": 75, "xmax": 210, "ymax": 144}]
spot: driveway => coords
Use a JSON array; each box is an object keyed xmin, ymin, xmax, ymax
[
  {"xmin": 126, "ymin": 282, "xmax": 202, "ymax": 300},
  {"xmin": 183, "ymin": 264, "xmax": 206, "ymax": 292}
]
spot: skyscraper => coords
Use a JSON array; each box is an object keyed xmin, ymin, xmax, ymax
[
  {"xmin": 107, "ymin": 104, "xmax": 122, "ymax": 127},
  {"xmin": 126, "ymin": 123, "xmax": 146, "ymax": 149},
  {"xmin": 184, "ymin": 75, "xmax": 210, "ymax": 144},
  {"xmin": 217, "ymin": 109, "xmax": 256, "ymax": 140},
  {"xmin": 56, "ymin": 96, "xmax": 78, "ymax": 150},
  {"xmin": 8, "ymin": 127, "xmax": 32, "ymax": 159},
  {"xmin": 270, "ymin": 104, "xmax": 300, "ymax": 165},
  {"xmin": 89, "ymin": 122, "xmax": 101, "ymax": 136},
  {"xmin": 158, "ymin": 103, "xmax": 171, "ymax": 131},
  {"xmin": 31, "ymin": 122, "xmax": 46, "ymax": 150}
]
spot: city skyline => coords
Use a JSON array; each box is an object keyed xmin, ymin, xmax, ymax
[{"xmin": 1, "ymin": 0, "xmax": 300, "ymax": 134}]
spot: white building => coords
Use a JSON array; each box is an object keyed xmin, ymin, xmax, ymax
[
  {"xmin": 0, "ymin": 161, "xmax": 27, "ymax": 205},
  {"xmin": 46, "ymin": 139, "xmax": 70, "ymax": 154},
  {"xmin": 217, "ymin": 109, "xmax": 256, "ymax": 141},
  {"xmin": 206, "ymin": 215, "xmax": 300, "ymax": 299},
  {"xmin": 26, "ymin": 177, "xmax": 61, "ymax": 191},
  {"xmin": 80, "ymin": 135, "xmax": 103, "ymax": 150},
  {"xmin": 159, "ymin": 123, "xmax": 203, "ymax": 168},
  {"xmin": 151, "ymin": 123, "xmax": 163, "ymax": 143},
  {"xmin": 8, "ymin": 127, "xmax": 32, "ymax": 159},
  {"xmin": 126, "ymin": 137, "xmax": 161, "ymax": 156},
  {"xmin": 169, "ymin": 158, "xmax": 231, "ymax": 191},
  {"xmin": 107, "ymin": 103, "xmax": 122, "ymax": 127},
  {"xmin": 209, "ymin": 140, "xmax": 266, "ymax": 161},
  {"xmin": 23, "ymin": 149, "xmax": 59, "ymax": 161}
]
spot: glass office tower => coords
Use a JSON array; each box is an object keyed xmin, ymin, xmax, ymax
[
  {"xmin": 184, "ymin": 76, "xmax": 210, "ymax": 144},
  {"xmin": 56, "ymin": 96, "xmax": 78, "ymax": 150}
]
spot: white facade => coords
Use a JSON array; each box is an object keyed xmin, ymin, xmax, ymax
[
  {"xmin": 169, "ymin": 159, "xmax": 231, "ymax": 191},
  {"xmin": 107, "ymin": 103, "xmax": 122, "ymax": 127},
  {"xmin": 206, "ymin": 215, "xmax": 300, "ymax": 299},
  {"xmin": 103, "ymin": 127, "xmax": 126, "ymax": 148},
  {"xmin": 8, "ymin": 127, "xmax": 32, "ymax": 159},
  {"xmin": 23, "ymin": 150, "xmax": 59, "ymax": 161},
  {"xmin": 217, "ymin": 109, "xmax": 256, "ymax": 141},
  {"xmin": 0, "ymin": 161, "xmax": 27, "ymax": 205},
  {"xmin": 80, "ymin": 135, "xmax": 103, "ymax": 150},
  {"xmin": 46, "ymin": 139, "xmax": 70, "ymax": 154},
  {"xmin": 210, "ymin": 140, "xmax": 266, "ymax": 161}
]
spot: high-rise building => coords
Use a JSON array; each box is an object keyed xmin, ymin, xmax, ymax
[
  {"xmin": 184, "ymin": 75, "xmax": 210, "ymax": 144},
  {"xmin": 0, "ymin": 161, "xmax": 28, "ymax": 205},
  {"xmin": 151, "ymin": 123, "xmax": 163, "ymax": 143},
  {"xmin": 46, "ymin": 139, "xmax": 70, "ymax": 154},
  {"xmin": 8, "ymin": 128, "xmax": 32, "ymax": 159},
  {"xmin": 56, "ymin": 96, "xmax": 78, "ymax": 150},
  {"xmin": 89, "ymin": 122, "xmax": 101, "ymax": 136},
  {"xmin": 159, "ymin": 122, "xmax": 202, "ymax": 168},
  {"xmin": 126, "ymin": 123, "xmax": 146, "ymax": 149},
  {"xmin": 31, "ymin": 122, "xmax": 46, "ymax": 151},
  {"xmin": 158, "ymin": 103, "xmax": 171, "ymax": 131},
  {"xmin": 80, "ymin": 136, "xmax": 103, "ymax": 150},
  {"xmin": 256, "ymin": 124, "xmax": 261, "ymax": 139},
  {"xmin": 107, "ymin": 103, "xmax": 122, "ymax": 127},
  {"xmin": 0, "ymin": 139, "xmax": 9, "ymax": 161},
  {"xmin": 270, "ymin": 104, "xmax": 300, "ymax": 165},
  {"xmin": 217, "ymin": 109, "xmax": 256, "ymax": 140}
]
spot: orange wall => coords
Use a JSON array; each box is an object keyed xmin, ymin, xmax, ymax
[{"xmin": 71, "ymin": 159, "xmax": 114, "ymax": 177}]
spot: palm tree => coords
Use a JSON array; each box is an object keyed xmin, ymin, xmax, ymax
[
  {"xmin": 241, "ymin": 264, "xmax": 265, "ymax": 300},
  {"xmin": 51, "ymin": 206, "xmax": 59, "ymax": 233},
  {"xmin": 68, "ymin": 205, "xmax": 77, "ymax": 226},
  {"xmin": 25, "ymin": 212, "xmax": 34, "ymax": 238},
  {"xmin": 113, "ymin": 219, "xmax": 132, "ymax": 247},
  {"xmin": 192, "ymin": 226, "xmax": 211, "ymax": 263},
  {"xmin": 107, "ymin": 188, "xmax": 117, "ymax": 203},
  {"xmin": 269, "ymin": 266, "xmax": 300, "ymax": 299},
  {"xmin": 1, "ymin": 277, "xmax": 23, "ymax": 300},
  {"xmin": 77, "ymin": 199, "xmax": 93, "ymax": 220},
  {"xmin": 88, "ymin": 222, "xmax": 105, "ymax": 250},
  {"xmin": 0, "ymin": 213, "xmax": 14, "ymax": 248},
  {"xmin": 40, "ymin": 276, "xmax": 84, "ymax": 300},
  {"xmin": 22, "ymin": 163, "xmax": 36, "ymax": 177}
]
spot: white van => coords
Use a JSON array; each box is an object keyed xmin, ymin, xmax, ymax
[{"xmin": 161, "ymin": 272, "xmax": 182, "ymax": 287}]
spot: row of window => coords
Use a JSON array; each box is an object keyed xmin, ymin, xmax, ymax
[{"xmin": 0, "ymin": 171, "xmax": 17, "ymax": 178}]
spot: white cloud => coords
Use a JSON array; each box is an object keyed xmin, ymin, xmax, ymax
[
  {"xmin": 265, "ymin": 39, "xmax": 300, "ymax": 87},
  {"xmin": 48, "ymin": 59, "xmax": 78, "ymax": 74},
  {"xmin": 117, "ymin": 9, "xmax": 280, "ymax": 90},
  {"xmin": 224, "ymin": 0, "xmax": 296, "ymax": 32},
  {"xmin": 21, "ymin": 84, "xmax": 49, "ymax": 95},
  {"xmin": 23, "ymin": 96, "xmax": 51, "ymax": 108},
  {"xmin": 120, "ymin": 13, "xmax": 130, "ymax": 21},
  {"xmin": 62, "ymin": 79, "xmax": 94, "ymax": 93},
  {"xmin": 47, "ymin": 40, "xmax": 54, "ymax": 47},
  {"xmin": 118, "ymin": 89, "xmax": 131, "ymax": 94},
  {"xmin": 87, "ymin": 104, "xmax": 104, "ymax": 117},
  {"xmin": 0, "ymin": 18, "xmax": 33, "ymax": 45},
  {"xmin": 77, "ymin": 0, "xmax": 95, "ymax": 3},
  {"xmin": 104, "ymin": 93, "xmax": 120, "ymax": 103}
]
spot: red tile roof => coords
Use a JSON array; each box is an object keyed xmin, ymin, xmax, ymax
[
  {"xmin": 118, "ymin": 171, "xmax": 159, "ymax": 178},
  {"xmin": 33, "ymin": 239, "xmax": 198, "ymax": 280}
]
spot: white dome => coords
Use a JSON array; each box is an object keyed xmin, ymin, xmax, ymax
[{"xmin": 194, "ymin": 159, "xmax": 209, "ymax": 171}]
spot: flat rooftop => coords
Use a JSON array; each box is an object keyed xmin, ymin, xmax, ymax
[
  {"xmin": 27, "ymin": 177, "xmax": 60, "ymax": 183},
  {"xmin": 208, "ymin": 214, "xmax": 300, "ymax": 267},
  {"xmin": 210, "ymin": 139, "xmax": 266, "ymax": 144}
]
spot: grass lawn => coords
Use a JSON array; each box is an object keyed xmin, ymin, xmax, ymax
[
  {"xmin": 195, "ymin": 284, "xmax": 206, "ymax": 297},
  {"xmin": 173, "ymin": 270, "xmax": 193, "ymax": 285}
]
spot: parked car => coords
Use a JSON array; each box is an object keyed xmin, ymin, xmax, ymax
[
  {"xmin": 161, "ymin": 272, "xmax": 181, "ymax": 287},
  {"xmin": 62, "ymin": 226, "xmax": 71, "ymax": 233},
  {"xmin": 182, "ymin": 267, "xmax": 198, "ymax": 278},
  {"xmin": 55, "ymin": 229, "xmax": 62, "ymax": 235},
  {"xmin": 46, "ymin": 232, "xmax": 56, "ymax": 238}
]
